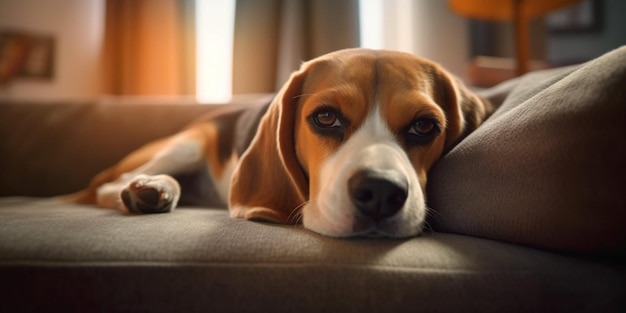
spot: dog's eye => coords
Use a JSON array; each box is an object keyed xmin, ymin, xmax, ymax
[
  {"xmin": 409, "ymin": 119, "xmax": 438, "ymax": 136},
  {"xmin": 308, "ymin": 107, "xmax": 346, "ymax": 140},
  {"xmin": 406, "ymin": 118, "xmax": 441, "ymax": 146},
  {"xmin": 314, "ymin": 111, "xmax": 342, "ymax": 128}
]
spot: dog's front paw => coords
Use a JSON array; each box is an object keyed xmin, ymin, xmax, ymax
[{"xmin": 121, "ymin": 175, "xmax": 180, "ymax": 214}]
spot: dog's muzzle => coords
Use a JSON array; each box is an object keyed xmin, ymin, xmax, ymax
[{"xmin": 348, "ymin": 169, "xmax": 408, "ymax": 221}]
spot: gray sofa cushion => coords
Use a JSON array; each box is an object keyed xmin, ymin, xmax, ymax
[
  {"xmin": 428, "ymin": 46, "xmax": 626, "ymax": 253},
  {"xmin": 1, "ymin": 198, "xmax": 624, "ymax": 312}
]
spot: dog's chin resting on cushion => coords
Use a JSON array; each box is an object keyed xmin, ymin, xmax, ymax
[{"xmin": 64, "ymin": 48, "xmax": 495, "ymax": 239}]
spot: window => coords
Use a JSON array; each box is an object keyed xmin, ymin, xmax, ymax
[{"xmin": 196, "ymin": 0, "xmax": 236, "ymax": 103}]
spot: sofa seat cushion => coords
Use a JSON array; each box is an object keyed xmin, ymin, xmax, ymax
[{"xmin": 1, "ymin": 198, "xmax": 624, "ymax": 312}]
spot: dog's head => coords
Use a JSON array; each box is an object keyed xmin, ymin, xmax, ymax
[{"xmin": 230, "ymin": 48, "xmax": 493, "ymax": 238}]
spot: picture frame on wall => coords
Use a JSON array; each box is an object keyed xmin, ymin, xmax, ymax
[{"xmin": 0, "ymin": 30, "xmax": 55, "ymax": 85}]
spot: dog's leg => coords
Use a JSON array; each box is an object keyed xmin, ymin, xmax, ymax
[{"xmin": 95, "ymin": 127, "xmax": 212, "ymax": 214}]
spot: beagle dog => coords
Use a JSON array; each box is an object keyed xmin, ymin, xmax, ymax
[{"xmin": 67, "ymin": 48, "xmax": 494, "ymax": 238}]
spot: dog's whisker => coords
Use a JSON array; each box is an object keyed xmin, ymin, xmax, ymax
[
  {"xmin": 289, "ymin": 211, "xmax": 303, "ymax": 225},
  {"xmin": 423, "ymin": 206, "xmax": 442, "ymax": 233},
  {"xmin": 287, "ymin": 201, "xmax": 308, "ymax": 224},
  {"xmin": 422, "ymin": 219, "xmax": 435, "ymax": 233},
  {"xmin": 425, "ymin": 206, "xmax": 444, "ymax": 220},
  {"xmin": 292, "ymin": 93, "xmax": 316, "ymax": 100}
]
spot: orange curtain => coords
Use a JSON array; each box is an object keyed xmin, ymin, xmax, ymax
[
  {"xmin": 101, "ymin": 0, "xmax": 360, "ymax": 96},
  {"xmin": 101, "ymin": 0, "xmax": 195, "ymax": 96}
]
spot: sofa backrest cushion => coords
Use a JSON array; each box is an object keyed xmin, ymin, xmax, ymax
[
  {"xmin": 427, "ymin": 47, "xmax": 626, "ymax": 253},
  {"xmin": 0, "ymin": 102, "xmax": 216, "ymax": 197}
]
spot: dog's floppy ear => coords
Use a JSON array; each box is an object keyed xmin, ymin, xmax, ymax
[
  {"xmin": 432, "ymin": 65, "xmax": 495, "ymax": 149},
  {"xmin": 228, "ymin": 67, "xmax": 309, "ymax": 224}
]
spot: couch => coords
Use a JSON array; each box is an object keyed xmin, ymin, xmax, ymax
[{"xmin": 1, "ymin": 47, "xmax": 624, "ymax": 312}]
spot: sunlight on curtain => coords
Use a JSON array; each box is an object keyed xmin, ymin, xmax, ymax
[
  {"xmin": 358, "ymin": 0, "xmax": 469, "ymax": 77},
  {"xmin": 359, "ymin": 0, "xmax": 414, "ymax": 53},
  {"xmin": 359, "ymin": 0, "xmax": 384, "ymax": 49},
  {"xmin": 196, "ymin": 0, "xmax": 236, "ymax": 103}
]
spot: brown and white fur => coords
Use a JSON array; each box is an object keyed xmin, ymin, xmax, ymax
[{"xmin": 66, "ymin": 48, "xmax": 494, "ymax": 238}]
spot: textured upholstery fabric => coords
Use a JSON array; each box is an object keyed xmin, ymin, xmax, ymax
[
  {"xmin": 428, "ymin": 46, "xmax": 626, "ymax": 253},
  {"xmin": 1, "ymin": 198, "xmax": 624, "ymax": 312}
]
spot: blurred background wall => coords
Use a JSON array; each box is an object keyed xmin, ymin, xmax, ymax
[
  {"xmin": 0, "ymin": 0, "xmax": 104, "ymax": 100},
  {"xmin": 0, "ymin": 0, "xmax": 624, "ymax": 101}
]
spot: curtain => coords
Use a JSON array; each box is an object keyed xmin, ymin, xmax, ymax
[
  {"xmin": 101, "ymin": 0, "xmax": 360, "ymax": 96},
  {"xmin": 232, "ymin": 0, "xmax": 361, "ymax": 94},
  {"xmin": 101, "ymin": 0, "xmax": 195, "ymax": 96}
]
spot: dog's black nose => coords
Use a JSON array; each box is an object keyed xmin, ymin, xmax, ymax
[{"xmin": 348, "ymin": 169, "xmax": 408, "ymax": 221}]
